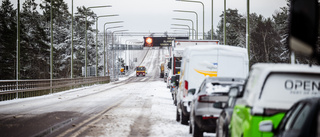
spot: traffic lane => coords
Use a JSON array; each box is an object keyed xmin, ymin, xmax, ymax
[{"xmin": 0, "ymin": 81, "xmax": 134, "ymax": 137}]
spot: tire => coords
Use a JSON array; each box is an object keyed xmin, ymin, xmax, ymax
[
  {"xmin": 189, "ymin": 122, "xmax": 193, "ymax": 134},
  {"xmin": 223, "ymin": 123, "xmax": 229, "ymax": 137},
  {"xmin": 176, "ymin": 108, "xmax": 180, "ymax": 122},
  {"xmin": 192, "ymin": 122, "xmax": 203, "ymax": 137},
  {"xmin": 180, "ymin": 112, "xmax": 189, "ymax": 125}
]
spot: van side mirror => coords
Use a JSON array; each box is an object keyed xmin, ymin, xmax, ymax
[
  {"xmin": 259, "ymin": 120, "xmax": 274, "ymax": 132},
  {"xmin": 289, "ymin": 0, "xmax": 319, "ymax": 58},
  {"xmin": 188, "ymin": 88, "xmax": 196, "ymax": 95},
  {"xmin": 229, "ymin": 87, "xmax": 239, "ymax": 97},
  {"xmin": 213, "ymin": 102, "xmax": 226, "ymax": 109}
]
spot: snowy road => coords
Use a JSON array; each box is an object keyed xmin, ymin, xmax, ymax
[{"xmin": 0, "ymin": 48, "xmax": 215, "ymax": 137}]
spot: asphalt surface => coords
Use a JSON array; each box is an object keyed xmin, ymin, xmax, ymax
[{"xmin": 0, "ymin": 48, "xmax": 168, "ymax": 137}]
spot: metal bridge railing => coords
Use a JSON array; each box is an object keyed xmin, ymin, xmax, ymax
[{"xmin": 0, "ymin": 76, "xmax": 110, "ymax": 101}]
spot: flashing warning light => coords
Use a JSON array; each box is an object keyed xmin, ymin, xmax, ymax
[
  {"xmin": 146, "ymin": 37, "xmax": 153, "ymax": 44},
  {"xmin": 144, "ymin": 37, "xmax": 153, "ymax": 47}
]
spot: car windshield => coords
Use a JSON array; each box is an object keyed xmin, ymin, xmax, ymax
[{"xmin": 137, "ymin": 67, "xmax": 145, "ymax": 71}]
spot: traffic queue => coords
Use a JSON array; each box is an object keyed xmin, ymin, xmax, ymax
[
  {"xmin": 164, "ymin": 45, "xmax": 320, "ymax": 137},
  {"xmin": 162, "ymin": 1, "xmax": 320, "ymax": 135}
]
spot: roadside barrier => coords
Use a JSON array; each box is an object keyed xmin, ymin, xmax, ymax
[{"xmin": 0, "ymin": 76, "xmax": 110, "ymax": 101}]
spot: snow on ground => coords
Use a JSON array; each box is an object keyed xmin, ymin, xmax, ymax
[{"xmin": 148, "ymin": 81, "xmax": 190, "ymax": 137}]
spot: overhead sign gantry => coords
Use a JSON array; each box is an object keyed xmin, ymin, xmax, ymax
[{"xmin": 143, "ymin": 36, "xmax": 189, "ymax": 47}]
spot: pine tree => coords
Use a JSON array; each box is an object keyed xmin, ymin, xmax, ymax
[{"xmin": 0, "ymin": 0, "xmax": 17, "ymax": 80}]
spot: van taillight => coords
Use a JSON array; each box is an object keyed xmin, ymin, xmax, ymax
[
  {"xmin": 184, "ymin": 80, "xmax": 188, "ymax": 90},
  {"xmin": 198, "ymin": 95, "xmax": 215, "ymax": 103}
]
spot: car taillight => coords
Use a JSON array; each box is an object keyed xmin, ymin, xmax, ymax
[
  {"xmin": 202, "ymin": 116, "xmax": 218, "ymax": 120},
  {"xmin": 184, "ymin": 80, "xmax": 188, "ymax": 90},
  {"xmin": 198, "ymin": 95, "xmax": 216, "ymax": 103}
]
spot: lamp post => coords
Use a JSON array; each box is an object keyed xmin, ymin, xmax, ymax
[
  {"xmin": 71, "ymin": 0, "xmax": 74, "ymax": 78},
  {"xmin": 224, "ymin": 0, "xmax": 226, "ymax": 44},
  {"xmin": 104, "ymin": 23, "xmax": 124, "ymax": 76},
  {"xmin": 95, "ymin": 14, "xmax": 119, "ymax": 77},
  {"xmin": 173, "ymin": 10, "xmax": 198, "ymax": 39},
  {"xmin": 173, "ymin": 18, "xmax": 194, "ymax": 39},
  {"xmin": 111, "ymin": 30, "xmax": 128, "ymax": 81},
  {"xmin": 170, "ymin": 27, "xmax": 194, "ymax": 38},
  {"xmin": 211, "ymin": 0, "xmax": 213, "ymax": 40},
  {"xmin": 85, "ymin": 5, "xmax": 111, "ymax": 77},
  {"xmin": 50, "ymin": 0, "xmax": 53, "ymax": 92},
  {"xmin": 176, "ymin": 0, "xmax": 204, "ymax": 39},
  {"xmin": 16, "ymin": 0, "xmax": 20, "ymax": 82},
  {"xmin": 171, "ymin": 24, "xmax": 192, "ymax": 39},
  {"xmin": 172, "ymin": 30, "xmax": 189, "ymax": 37},
  {"xmin": 246, "ymin": 0, "xmax": 250, "ymax": 66}
]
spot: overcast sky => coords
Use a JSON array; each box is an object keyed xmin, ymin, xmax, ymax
[{"xmin": 10, "ymin": 0, "xmax": 288, "ymax": 40}]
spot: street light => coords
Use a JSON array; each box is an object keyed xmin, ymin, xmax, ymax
[
  {"xmin": 224, "ymin": 0, "xmax": 226, "ymax": 44},
  {"xmin": 112, "ymin": 30, "xmax": 129, "ymax": 81},
  {"xmin": 173, "ymin": 18, "xmax": 194, "ymax": 39},
  {"xmin": 246, "ymin": 0, "xmax": 250, "ymax": 66},
  {"xmin": 16, "ymin": 0, "xmax": 21, "ymax": 82},
  {"xmin": 71, "ymin": 0, "xmax": 74, "ymax": 78},
  {"xmin": 173, "ymin": 10, "xmax": 198, "ymax": 39},
  {"xmin": 171, "ymin": 24, "xmax": 192, "ymax": 39},
  {"xmin": 171, "ymin": 28, "xmax": 196, "ymax": 38},
  {"xmin": 104, "ymin": 24, "xmax": 124, "ymax": 76},
  {"xmin": 95, "ymin": 14, "xmax": 119, "ymax": 77},
  {"xmin": 176, "ymin": 0, "xmax": 204, "ymax": 39},
  {"xmin": 172, "ymin": 30, "xmax": 189, "ymax": 37},
  {"xmin": 85, "ymin": 5, "xmax": 112, "ymax": 77},
  {"xmin": 171, "ymin": 24, "xmax": 190, "ymax": 38}
]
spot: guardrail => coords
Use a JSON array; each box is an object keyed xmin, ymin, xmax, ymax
[{"xmin": 0, "ymin": 76, "xmax": 110, "ymax": 101}]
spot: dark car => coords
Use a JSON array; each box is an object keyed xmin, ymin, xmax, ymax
[
  {"xmin": 189, "ymin": 77, "xmax": 245, "ymax": 137},
  {"xmin": 215, "ymin": 84, "xmax": 244, "ymax": 137},
  {"xmin": 259, "ymin": 97, "xmax": 320, "ymax": 137}
]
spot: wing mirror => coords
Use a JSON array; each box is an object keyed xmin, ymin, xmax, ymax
[
  {"xmin": 259, "ymin": 120, "xmax": 274, "ymax": 133},
  {"xmin": 188, "ymin": 88, "xmax": 196, "ymax": 95},
  {"xmin": 229, "ymin": 87, "xmax": 239, "ymax": 97},
  {"xmin": 289, "ymin": 0, "xmax": 319, "ymax": 60}
]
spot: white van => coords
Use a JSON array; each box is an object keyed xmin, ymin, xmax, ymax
[
  {"xmin": 230, "ymin": 63, "xmax": 320, "ymax": 137},
  {"xmin": 176, "ymin": 45, "xmax": 249, "ymax": 124}
]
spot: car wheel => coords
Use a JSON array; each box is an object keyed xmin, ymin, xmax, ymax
[
  {"xmin": 180, "ymin": 112, "xmax": 188, "ymax": 125},
  {"xmin": 192, "ymin": 122, "xmax": 203, "ymax": 137},
  {"xmin": 223, "ymin": 123, "xmax": 229, "ymax": 137},
  {"xmin": 189, "ymin": 122, "xmax": 192, "ymax": 134},
  {"xmin": 176, "ymin": 108, "xmax": 180, "ymax": 122}
]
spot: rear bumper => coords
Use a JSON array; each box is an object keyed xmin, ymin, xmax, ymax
[
  {"xmin": 136, "ymin": 72, "xmax": 145, "ymax": 76},
  {"xmin": 194, "ymin": 115, "xmax": 218, "ymax": 133}
]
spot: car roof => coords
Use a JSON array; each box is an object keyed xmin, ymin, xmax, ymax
[
  {"xmin": 251, "ymin": 63, "xmax": 320, "ymax": 74},
  {"xmin": 298, "ymin": 97, "xmax": 320, "ymax": 105},
  {"xmin": 205, "ymin": 77, "xmax": 245, "ymax": 83}
]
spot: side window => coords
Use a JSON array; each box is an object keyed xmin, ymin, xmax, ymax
[
  {"xmin": 197, "ymin": 80, "xmax": 205, "ymax": 94},
  {"xmin": 199, "ymin": 82, "xmax": 207, "ymax": 94},
  {"xmin": 284, "ymin": 103, "xmax": 304, "ymax": 131},
  {"xmin": 291, "ymin": 104, "xmax": 311, "ymax": 130}
]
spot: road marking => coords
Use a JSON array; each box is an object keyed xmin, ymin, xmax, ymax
[{"xmin": 57, "ymin": 96, "xmax": 128, "ymax": 137}]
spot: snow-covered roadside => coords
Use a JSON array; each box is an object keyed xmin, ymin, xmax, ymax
[{"xmin": 148, "ymin": 81, "xmax": 190, "ymax": 137}]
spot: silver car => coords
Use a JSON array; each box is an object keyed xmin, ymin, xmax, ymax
[{"xmin": 189, "ymin": 77, "xmax": 245, "ymax": 137}]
